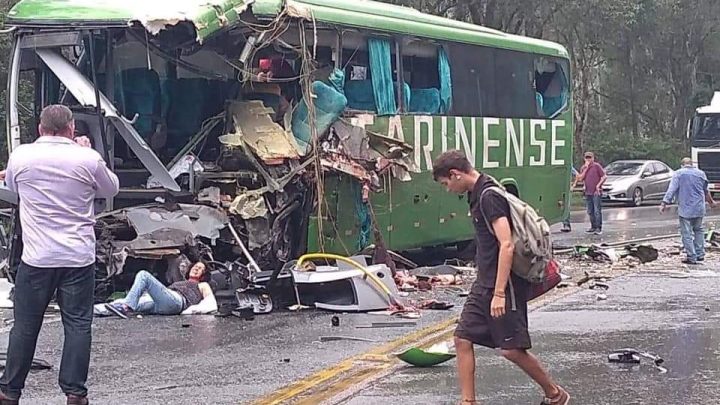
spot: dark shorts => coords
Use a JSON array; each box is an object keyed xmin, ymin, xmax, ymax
[{"xmin": 454, "ymin": 283, "xmax": 531, "ymax": 350}]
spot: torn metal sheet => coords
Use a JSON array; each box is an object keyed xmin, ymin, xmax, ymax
[
  {"xmin": 321, "ymin": 153, "xmax": 371, "ymax": 182},
  {"xmin": 229, "ymin": 192, "xmax": 268, "ymax": 219},
  {"xmin": 198, "ymin": 186, "xmax": 222, "ymax": 206},
  {"xmin": 328, "ymin": 121, "xmax": 371, "ymax": 162},
  {"xmin": 224, "ymin": 101, "xmax": 301, "ymax": 163},
  {"xmin": 126, "ymin": 204, "xmax": 228, "ymax": 242},
  {"xmin": 35, "ymin": 49, "xmax": 180, "ymax": 191},
  {"xmin": 180, "ymin": 204, "xmax": 229, "ymax": 241},
  {"xmin": 118, "ymin": 228, "xmax": 194, "ymax": 251},
  {"xmin": 148, "ymin": 155, "xmax": 204, "ymax": 189}
]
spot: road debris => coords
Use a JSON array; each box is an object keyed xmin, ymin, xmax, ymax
[
  {"xmin": 396, "ymin": 342, "xmax": 456, "ymax": 367},
  {"xmin": 418, "ymin": 300, "xmax": 455, "ymax": 310},
  {"xmin": 319, "ymin": 336, "xmax": 377, "ymax": 343},
  {"xmin": 356, "ymin": 321, "xmax": 417, "ymax": 329},
  {"xmin": 608, "ymin": 349, "xmax": 667, "ymax": 374}
]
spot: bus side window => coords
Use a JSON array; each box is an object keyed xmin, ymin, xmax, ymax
[
  {"xmin": 398, "ymin": 39, "xmax": 453, "ymax": 115},
  {"xmin": 535, "ymin": 58, "xmax": 570, "ymax": 118},
  {"xmin": 445, "ymin": 43, "xmax": 496, "ymax": 117},
  {"xmin": 494, "ymin": 49, "xmax": 536, "ymax": 119}
]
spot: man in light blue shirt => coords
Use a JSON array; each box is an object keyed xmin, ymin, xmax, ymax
[{"xmin": 660, "ymin": 157, "xmax": 716, "ymax": 264}]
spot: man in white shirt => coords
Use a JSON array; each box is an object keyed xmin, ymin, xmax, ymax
[{"xmin": 0, "ymin": 105, "xmax": 119, "ymax": 405}]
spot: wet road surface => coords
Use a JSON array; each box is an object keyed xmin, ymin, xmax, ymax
[
  {"xmin": 0, "ymin": 205, "xmax": 716, "ymax": 404},
  {"xmin": 554, "ymin": 205, "xmax": 720, "ymax": 246},
  {"xmin": 341, "ymin": 267, "xmax": 720, "ymax": 405},
  {"xmin": 0, "ymin": 293, "xmax": 463, "ymax": 404}
]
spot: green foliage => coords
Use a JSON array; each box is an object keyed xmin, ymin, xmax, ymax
[{"xmin": 584, "ymin": 132, "xmax": 686, "ymax": 168}]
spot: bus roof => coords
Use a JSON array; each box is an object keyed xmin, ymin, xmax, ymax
[{"xmin": 5, "ymin": 0, "xmax": 569, "ymax": 57}]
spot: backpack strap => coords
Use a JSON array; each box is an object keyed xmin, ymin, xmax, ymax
[{"xmin": 477, "ymin": 185, "xmax": 506, "ymax": 236}]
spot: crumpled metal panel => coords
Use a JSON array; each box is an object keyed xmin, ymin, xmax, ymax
[
  {"xmin": 229, "ymin": 192, "xmax": 268, "ymax": 219},
  {"xmin": 126, "ymin": 204, "xmax": 228, "ymax": 242},
  {"xmin": 222, "ymin": 101, "xmax": 300, "ymax": 163}
]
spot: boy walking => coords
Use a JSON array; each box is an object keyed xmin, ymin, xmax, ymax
[{"xmin": 432, "ymin": 150, "xmax": 569, "ymax": 404}]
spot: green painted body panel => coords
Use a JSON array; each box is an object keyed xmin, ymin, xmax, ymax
[
  {"xmin": 308, "ymin": 111, "xmax": 573, "ymax": 254},
  {"xmin": 6, "ymin": 0, "xmax": 567, "ymax": 57},
  {"xmin": 5, "ymin": 0, "xmax": 254, "ymax": 42},
  {"xmin": 5, "ymin": 0, "xmax": 572, "ymax": 255}
]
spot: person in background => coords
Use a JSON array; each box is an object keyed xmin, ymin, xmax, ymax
[
  {"xmin": 660, "ymin": 157, "xmax": 716, "ymax": 264},
  {"xmin": 574, "ymin": 152, "xmax": 607, "ymax": 235},
  {"xmin": 432, "ymin": 150, "xmax": 570, "ymax": 405},
  {"xmin": 0, "ymin": 105, "xmax": 119, "ymax": 405},
  {"xmin": 561, "ymin": 166, "xmax": 579, "ymax": 233},
  {"xmin": 104, "ymin": 262, "xmax": 215, "ymax": 318}
]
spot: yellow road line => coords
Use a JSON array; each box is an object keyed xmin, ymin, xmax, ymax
[
  {"xmin": 250, "ymin": 316, "xmax": 458, "ymax": 405},
  {"xmin": 252, "ymin": 281, "xmax": 595, "ymax": 405}
]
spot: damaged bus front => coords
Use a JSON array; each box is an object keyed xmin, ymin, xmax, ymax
[{"xmin": 2, "ymin": 0, "xmax": 573, "ymax": 303}]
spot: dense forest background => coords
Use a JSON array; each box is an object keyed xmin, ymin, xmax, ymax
[{"xmin": 2, "ymin": 0, "xmax": 720, "ymax": 167}]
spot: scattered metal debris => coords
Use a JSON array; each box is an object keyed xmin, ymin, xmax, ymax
[
  {"xmin": 319, "ymin": 336, "xmax": 377, "ymax": 343},
  {"xmin": 356, "ymin": 321, "xmax": 417, "ymax": 328},
  {"xmin": 608, "ymin": 349, "xmax": 667, "ymax": 374}
]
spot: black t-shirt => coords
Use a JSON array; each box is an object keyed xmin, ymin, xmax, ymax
[{"xmin": 469, "ymin": 175, "xmax": 524, "ymax": 291}]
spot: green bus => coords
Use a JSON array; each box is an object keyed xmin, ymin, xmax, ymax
[{"xmin": 2, "ymin": 0, "xmax": 573, "ymax": 268}]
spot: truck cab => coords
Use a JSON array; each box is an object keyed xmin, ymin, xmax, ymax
[{"xmin": 690, "ymin": 91, "xmax": 720, "ymax": 196}]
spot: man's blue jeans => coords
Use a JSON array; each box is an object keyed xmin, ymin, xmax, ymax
[
  {"xmin": 0, "ymin": 262, "xmax": 94, "ymax": 400},
  {"xmin": 121, "ymin": 270, "xmax": 184, "ymax": 314},
  {"xmin": 679, "ymin": 217, "xmax": 705, "ymax": 261},
  {"xmin": 585, "ymin": 194, "xmax": 603, "ymax": 230}
]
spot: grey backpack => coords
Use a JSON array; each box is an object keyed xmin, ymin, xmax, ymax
[{"xmin": 479, "ymin": 179, "xmax": 553, "ymax": 284}]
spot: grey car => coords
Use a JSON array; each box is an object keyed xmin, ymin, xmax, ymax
[{"xmin": 601, "ymin": 160, "xmax": 674, "ymax": 206}]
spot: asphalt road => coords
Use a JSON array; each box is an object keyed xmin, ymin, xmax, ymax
[
  {"xmin": 0, "ymin": 204, "xmax": 716, "ymax": 404},
  {"xmin": 554, "ymin": 204, "xmax": 720, "ymax": 246},
  {"xmin": 341, "ymin": 266, "xmax": 720, "ymax": 404}
]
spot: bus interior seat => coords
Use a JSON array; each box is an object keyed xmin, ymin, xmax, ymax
[
  {"xmin": 114, "ymin": 68, "xmax": 162, "ymax": 137},
  {"xmin": 292, "ymin": 80, "xmax": 348, "ymax": 153},
  {"xmin": 344, "ymin": 78, "xmax": 410, "ymax": 113},
  {"xmin": 409, "ymin": 88, "xmax": 441, "ymax": 114},
  {"xmin": 344, "ymin": 79, "xmax": 376, "ymax": 111}
]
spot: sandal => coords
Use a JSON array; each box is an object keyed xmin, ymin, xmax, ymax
[{"xmin": 541, "ymin": 386, "xmax": 570, "ymax": 405}]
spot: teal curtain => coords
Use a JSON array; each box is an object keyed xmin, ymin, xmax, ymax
[
  {"xmin": 438, "ymin": 47, "xmax": 452, "ymax": 114},
  {"xmin": 368, "ymin": 38, "xmax": 397, "ymax": 115}
]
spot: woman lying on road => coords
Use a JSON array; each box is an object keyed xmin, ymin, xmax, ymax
[{"xmin": 104, "ymin": 261, "xmax": 216, "ymax": 319}]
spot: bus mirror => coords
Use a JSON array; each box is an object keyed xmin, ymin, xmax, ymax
[{"xmin": 686, "ymin": 118, "xmax": 692, "ymax": 139}]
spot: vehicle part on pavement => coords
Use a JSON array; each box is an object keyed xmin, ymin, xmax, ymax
[
  {"xmin": 319, "ymin": 336, "xmax": 377, "ymax": 343},
  {"xmin": 396, "ymin": 343, "xmax": 456, "ymax": 367},
  {"xmin": 292, "ymin": 253, "xmax": 404, "ymax": 312}
]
